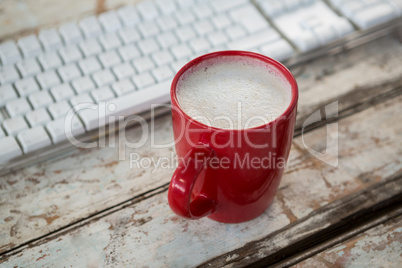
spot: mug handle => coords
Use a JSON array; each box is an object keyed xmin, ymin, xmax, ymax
[{"xmin": 168, "ymin": 143, "xmax": 217, "ymax": 219}]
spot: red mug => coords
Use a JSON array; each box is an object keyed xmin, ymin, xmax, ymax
[{"xmin": 168, "ymin": 51, "xmax": 298, "ymax": 223}]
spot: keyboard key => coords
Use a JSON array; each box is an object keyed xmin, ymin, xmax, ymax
[
  {"xmin": 111, "ymin": 79, "xmax": 136, "ymax": 96},
  {"xmin": 79, "ymin": 16, "xmax": 103, "ymax": 38},
  {"xmin": 194, "ymin": 3, "xmax": 213, "ymax": 19},
  {"xmin": 36, "ymin": 70, "xmax": 61, "ymax": 89},
  {"xmin": 389, "ymin": 0, "xmax": 402, "ymax": 16},
  {"xmin": 189, "ymin": 38, "xmax": 211, "ymax": 53},
  {"xmin": 118, "ymin": 27, "xmax": 141, "ymax": 44},
  {"xmin": 58, "ymin": 63, "xmax": 82, "ymax": 82},
  {"xmin": 268, "ymin": 1, "xmax": 354, "ymax": 51},
  {"xmin": 70, "ymin": 93, "xmax": 94, "ymax": 107},
  {"xmin": 59, "ymin": 44, "xmax": 83, "ymax": 63},
  {"xmin": 117, "ymin": 5, "xmax": 141, "ymax": 26},
  {"xmin": 138, "ymin": 38, "xmax": 160, "ymax": 55},
  {"xmin": 225, "ymin": 25, "xmax": 247, "ymax": 40},
  {"xmin": 0, "ymin": 84, "xmax": 18, "ymax": 106},
  {"xmin": 194, "ymin": 20, "xmax": 215, "ymax": 36},
  {"xmin": 174, "ymin": 9, "xmax": 196, "ymax": 25},
  {"xmin": 207, "ymin": 31, "xmax": 229, "ymax": 47},
  {"xmin": 212, "ymin": 0, "xmax": 248, "ymax": 12},
  {"xmin": 28, "ymin": 91, "xmax": 54, "ymax": 109},
  {"xmin": 230, "ymin": 5, "xmax": 270, "ymax": 33},
  {"xmin": 3, "ymin": 116, "xmax": 29, "ymax": 135},
  {"xmin": 59, "ymin": 22, "xmax": 83, "ymax": 44},
  {"xmin": 15, "ymin": 77, "xmax": 40, "ymax": 97},
  {"xmin": 152, "ymin": 50, "xmax": 174, "ymax": 66},
  {"xmin": 98, "ymin": 50, "xmax": 122, "ymax": 68},
  {"xmin": 72, "ymin": 76, "xmax": 96, "ymax": 94},
  {"xmin": 50, "ymin": 84, "xmax": 75, "ymax": 101},
  {"xmin": 176, "ymin": 0, "xmax": 194, "ymax": 8},
  {"xmin": 99, "ymin": 32, "xmax": 122, "ymax": 50},
  {"xmin": 138, "ymin": 21, "xmax": 160, "ymax": 38},
  {"xmin": 18, "ymin": 126, "xmax": 52, "ymax": 153},
  {"xmin": 38, "ymin": 28, "xmax": 63, "ymax": 51},
  {"xmin": 155, "ymin": 0, "xmax": 177, "ymax": 14},
  {"xmin": 112, "ymin": 62, "xmax": 136, "ymax": 80},
  {"xmin": 332, "ymin": 18, "xmax": 354, "ymax": 37},
  {"xmin": 92, "ymin": 69, "xmax": 116, "ymax": 87},
  {"xmin": 293, "ymin": 31, "xmax": 318, "ymax": 52},
  {"xmin": 312, "ymin": 25, "xmax": 338, "ymax": 45},
  {"xmin": 0, "ymin": 137, "xmax": 22, "ymax": 163},
  {"xmin": 175, "ymin": 26, "xmax": 197, "ymax": 42},
  {"xmin": 26, "ymin": 108, "xmax": 52, "ymax": 127},
  {"xmin": 137, "ymin": 0, "xmax": 160, "ymax": 20},
  {"xmin": 212, "ymin": 14, "xmax": 232, "ymax": 29},
  {"xmin": 228, "ymin": 28, "xmax": 281, "ymax": 50},
  {"xmin": 78, "ymin": 57, "xmax": 102, "ymax": 75},
  {"xmin": 17, "ymin": 35, "xmax": 42, "ymax": 58},
  {"xmin": 6, "ymin": 98, "xmax": 31, "ymax": 117},
  {"xmin": 132, "ymin": 72, "xmax": 155, "ymax": 88},
  {"xmin": 0, "ymin": 41, "xmax": 22, "ymax": 65},
  {"xmin": 46, "ymin": 117, "xmax": 85, "ymax": 143},
  {"xmin": 260, "ymin": 39, "xmax": 295, "ymax": 60},
  {"xmin": 38, "ymin": 51, "xmax": 63, "ymax": 70},
  {"xmin": 118, "ymin": 44, "xmax": 141, "ymax": 61},
  {"xmin": 98, "ymin": 11, "xmax": 122, "ymax": 32},
  {"xmin": 91, "ymin": 86, "xmax": 116, "ymax": 102},
  {"xmin": 0, "ymin": 65, "xmax": 20, "ymax": 84},
  {"xmin": 353, "ymin": 3, "xmax": 398, "ymax": 29},
  {"xmin": 152, "ymin": 65, "xmax": 174, "ymax": 82},
  {"xmin": 132, "ymin": 56, "xmax": 155, "ymax": 73},
  {"xmin": 156, "ymin": 16, "xmax": 178, "ymax": 31},
  {"xmin": 156, "ymin": 32, "xmax": 179, "ymax": 49},
  {"xmin": 48, "ymin": 101, "xmax": 72, "ymax": 119},
  {"xmin": 79, "ymin": 38, "xmax": 103, "ymax": 57},
  {"xmin": 171, "ymin": 43, "xmax": 193, "ymax": 59},
  {"xmin": 16, "ymin": 58, "xmax": 42, "ymax": 77},
  {"xmin": 257, "ymin": 0, "xmax": 285, "ymax": 18}
]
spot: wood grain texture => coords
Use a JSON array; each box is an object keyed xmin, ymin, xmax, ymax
[
  {"xmin": 0, "ymin": 35, "xmax": 401, "ymax": 256},
  {"xmin": 293, "ymin": 215, "xmax": 402, "ymax": 268},
  {"xmin": 1, "ymin": 90, "xmax": 401, "ymax": 267}
]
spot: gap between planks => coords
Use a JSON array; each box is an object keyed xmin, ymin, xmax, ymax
[
  {"xmin": 291, "ymin": 213, "xmax": 402, "ymax": 267},
  {"xmin": 274, "ymin": 201, "xmax": 402, "ymax": 267}
]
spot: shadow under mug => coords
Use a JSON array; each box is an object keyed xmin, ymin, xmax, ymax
[{"xmin": 168, "ymin": 51, "xmax": 299, "ymax": 223}]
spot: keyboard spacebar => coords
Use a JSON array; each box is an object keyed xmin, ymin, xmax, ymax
[{"xmin": 79, "ymin": 80, "xmax": 171, "ymax": 131}]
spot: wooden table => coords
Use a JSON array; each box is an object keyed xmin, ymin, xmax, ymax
[{"xmin": 1, "ymin": 1, "xmax": 401, "ymax": 267}]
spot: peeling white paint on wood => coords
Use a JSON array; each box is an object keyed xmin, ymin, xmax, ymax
[{"xmin": 1, "ymin": 94, "xmax": 400, "ymax": 267}]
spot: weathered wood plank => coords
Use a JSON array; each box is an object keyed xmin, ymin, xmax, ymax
[
  {"xmin": 203, "ymin": 176, "xmax": 402, "ymax": 268},
  {"xmin": 292, "ymin": 215, "xmax": 402, "ymax": 268},
  {"xmin": 0, "ymin": 0, "xmax": 142, "ymax": 41},
  {"xmin": 1, "ymin": 89, "xmax": 400, "ymax": 267},
  {"xmin": 0, "ymin": 35, "xmax": 401, "ymax": 255}
]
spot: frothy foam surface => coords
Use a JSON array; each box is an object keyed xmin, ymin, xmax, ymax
[{"xmin": 176, "ymin": 56, "xmax": 292, "ymax": 129}]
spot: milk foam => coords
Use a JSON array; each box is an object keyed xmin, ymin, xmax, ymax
[{"xmin": 176, "ymin": 56, "xmax": 292, "ymax": 129}]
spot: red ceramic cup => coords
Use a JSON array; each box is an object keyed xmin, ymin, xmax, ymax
[{"xmin": 168, "ymin": 51, "xmax": 298, "ymax": 223}]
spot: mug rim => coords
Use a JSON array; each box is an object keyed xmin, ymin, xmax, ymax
[{"xmin": 170, "ymin": 50, "xmax": 299, "ymax": 132}]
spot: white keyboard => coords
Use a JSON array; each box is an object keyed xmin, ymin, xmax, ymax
[{"xmin": 0, "ymin": 0, "xmax": 401, "ymax": 172}]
